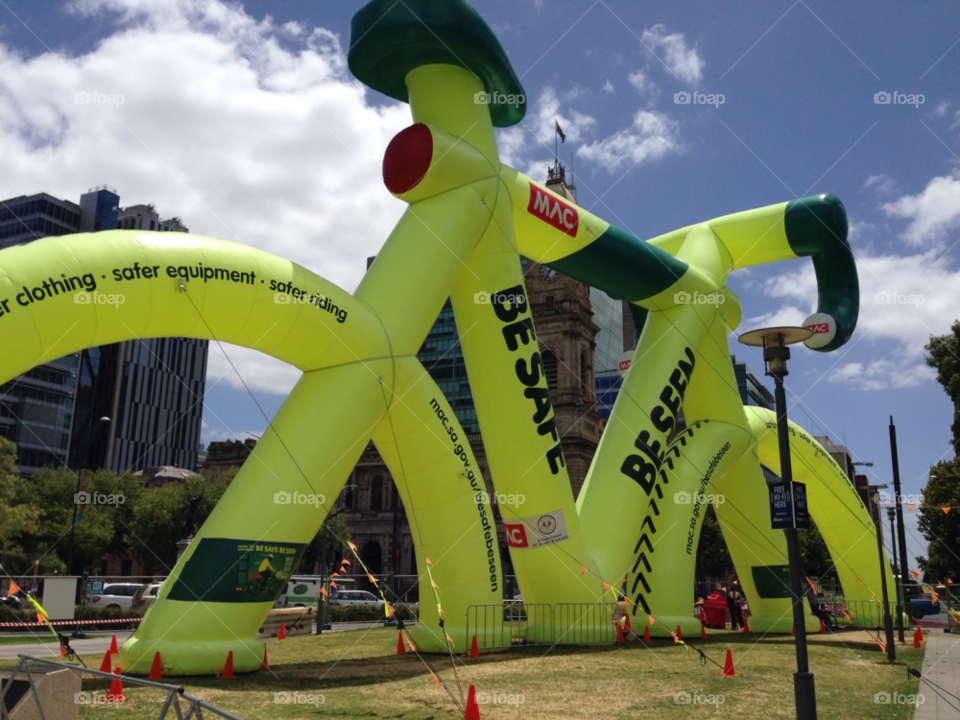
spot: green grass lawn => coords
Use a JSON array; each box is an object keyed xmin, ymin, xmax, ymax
[
  {"xmin": 0, "ymin": 634, "xmax": 57, "ymax": 645},
  {"xmin": 2, "ymin": 627, "xmax": 925, "ymax": 719}
]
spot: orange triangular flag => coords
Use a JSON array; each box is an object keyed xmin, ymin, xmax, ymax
[
  {"xmin": 949, "ymin": 579, "xmax": 954, "ymax": 584},
  {"xmin": 37, "ymin": 612, "xmax": 43, "ymax": 624},
  {"xmin": 386, "ymin": 604, "xmax": 394, "ymax": 618},
  {"xmin": 341, "ymin": 559, "xmax": 351, "ymax": 566},
  {"xmin": 603, "ymin": 582, "xmax": 610, "ymax": 592},
  {"xmin": 5, "ymin": 580, "xmax": 20, "ymax": 598},
  {"xmin": 805, "ymin": 577, "xmax": 818, "ymax": 593},
  {"xmin": 856, "ymin": 577, "xmax": 861, "ymax": 583},
  {"xmin": 910, "ymin": 569, "xmax": 922, "ymax": 580},
  {"xmin": 445, "ymin": 633, "xmax": 455, "ymax": 648},
  {"xmin": 330, "ymin": 581, "xmax": 337, "ymax": 589},
  {"xmin": 347, "ymin": 541, "xmax": 358, "ymax": 550},
  {"xmin": 625, "ymin": 597, "xmax": 632, "ymax": 608},
  {"xmin": 944, "ymin": 507, "xmax": 951, "ymax": 514},
  {"xmin": 432, "ymin": 580, "xmax": 442, "ymax": 594},
  {"xmin": 870, "ymin": 591, "xmax": 875, "ymax": 598},
  {"xmin": 425, "ymin": 556, "xmax": 433, "ymax": 565},
  {"xmin": 331, "ymin": 572, "xmax": 339, "ymax": 578},
  {"xmin": 320, "ymin": 587, "xmax": 328, "ymax": 597},
  {"xmin": 648, "ymin": 615, "xmax": 656, "ymax": 625},
  {"xmin": 581, "ymin": 566, "xmax": 588, "ymax": 575},
  {"xmin": 670, "ymin": 632, "xmax": 679, "ymax": 644},
  {"xmin": 908, "ymin": 505, "xmax": 915, "ymax": 511},
  {"xmin": 432, "ymin": 673, "xmax": 439, "ymax": 686},
  {"xmin": 367, "ymin": 573, "xmax": 377, "ymax": 583},
  {"xmin": 721, "ymin": 586, "xmax": 727, "ymax": 592}
]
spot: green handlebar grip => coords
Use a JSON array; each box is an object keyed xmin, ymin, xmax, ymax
[
  {"xmin": 784, "ymin": 194, "xmax": 858, "ymax": 352},
  {"xmin": 349, "ymin": 0, "xmax": 526, "ymax": 127}
]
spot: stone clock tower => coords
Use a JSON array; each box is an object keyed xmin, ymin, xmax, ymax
[{"xmin": 524, "ymin": 164, "xmax": 602, "ymax": 497}]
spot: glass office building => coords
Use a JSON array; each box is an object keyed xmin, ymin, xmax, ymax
[
  {"xmin": 730, "ymin": 354, "xmax": 774, "ymax": 409},
  {"xmin": 416, "ymin": 299, "xmax": 478, "ymax": 433},
  {"xmin": 0, "ymin": 188, "xmax": 117, "ymax": 473},
  {"xmin": 589, "ymin": 288, "xmax": 623, "ymax": 373}
]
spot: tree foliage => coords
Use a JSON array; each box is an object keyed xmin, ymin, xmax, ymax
[
  {"xmin": 926, "ymin": 320, "xmax": 960, "ymax": 455},
  {"xmin": 917, "ymin": 457, "xmax": 960, "ymax": 583}
]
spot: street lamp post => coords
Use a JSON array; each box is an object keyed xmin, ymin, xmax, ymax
[
  {"xmin": 739, "ymin": 326, "xmax": 817, "ymax": 720},
  {"xmin": 888, "ymin": 417, "xmax": 910, "ymax": 644}
]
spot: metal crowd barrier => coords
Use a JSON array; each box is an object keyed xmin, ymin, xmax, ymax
[{"xmin": 465, "ymin": 602, "xmax": 620, "ymax": 650}]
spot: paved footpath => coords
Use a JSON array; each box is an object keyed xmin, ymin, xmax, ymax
[
  {"xmin": 915, "ymin": 632, "xmax": 960, "ymax": 720},
  {"xmin": 0, "ymin": 630, "xmax": 137, "ymax": 661}
]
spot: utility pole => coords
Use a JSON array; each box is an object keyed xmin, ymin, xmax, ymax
[
  {"xmin": 869, "ymin": 485, "xmax": 895, "ymax": 661},
  {"xmin": 889, "ymin": 417, "xmax": 909, "ymax": 644}
]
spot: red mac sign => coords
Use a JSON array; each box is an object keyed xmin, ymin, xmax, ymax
[{"xmin": 527, "ymin": 183, "xmax": 579, "ymax": 237}]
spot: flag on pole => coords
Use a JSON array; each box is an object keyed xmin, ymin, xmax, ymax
[{"xmin": 555, "ymin": 120, "xmax": 566, "ymax": 143}]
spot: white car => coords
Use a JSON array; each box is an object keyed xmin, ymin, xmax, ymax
[
  {"xmin": 132, "ymin": 583, "xmax": 163, "ymax": 609},
  {"xmin": 88, "ymin": 583, "xmax": 143, "ymax": 609},
  {"xmin": 327, "ymin": 590, "xmax": 383, "ymax": 608}
]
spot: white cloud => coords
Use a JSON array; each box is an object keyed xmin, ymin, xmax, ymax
[
  {"xmin": 496, "ymin": 86, "xmax": 597, "ymax": 175},
  {"xmin": 882, "ymin": 172, "xmax": 960, "ymax": 245},
  {"xmin": 602, "ymin": 79, "xmax": 614, "ymax": 94},
  {"xmin": 641, "ymin": 24, "xmax": 704, "ymax": 85},
  {"xmin": 628, "ymin": 70, "xmax": 657, "ymax": 98},
  {"xmin": 576, "ymin": 110, "xmax": 679, "ymax": 172},
  {"xmin": 863, "ymin": 174, "xmax": 897, "ymax": 195},
  {"xmin": 1, "ymin": 0, "xmax": 411, "ymax": 394},
  {"xmin": 748, "ymin": 240, "xmax": 960, "ymax": 390}
]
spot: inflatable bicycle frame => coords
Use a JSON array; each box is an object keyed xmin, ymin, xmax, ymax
[{"xmin": 0, "ymin": 0, "xmax": 892, "ymax": 675}]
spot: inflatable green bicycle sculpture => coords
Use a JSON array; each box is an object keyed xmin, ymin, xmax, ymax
[{"xmin": 0, "ymin": 0, "xmax": 891, "ymax": 675}]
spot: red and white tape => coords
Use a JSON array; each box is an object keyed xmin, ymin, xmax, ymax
[{"xmin": 0, "ymin": 618, "xmax": 142, "ymax": 628}]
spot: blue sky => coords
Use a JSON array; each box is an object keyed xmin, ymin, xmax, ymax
[{"xmin": 1, "ymin": 0, "xmax": 958, "ymax": 568}]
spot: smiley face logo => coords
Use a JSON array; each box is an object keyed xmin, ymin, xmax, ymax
[{"xmin": 537, "ymin": 514, "xmax": 557, "ymax": 535}]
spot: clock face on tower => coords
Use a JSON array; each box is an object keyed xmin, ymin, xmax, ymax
[{"xmin": 539, "ymin": 264, "xmax": 559, "ymax": 283}]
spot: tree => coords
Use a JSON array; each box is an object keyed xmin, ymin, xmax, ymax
[
  {"xmin": 926, "ymin": 320, "xmax": 960, "ymax": 455},
  {"xmin": 916, "ymin": 457, "xmax": 960, "ymax": 583},
  {"xmin": 696, "ymin": 505, "xmax": 733, "ymax": 577},
  {"xmin": 798, "ymin": 520, "xmax": 835, "ymax": 581},
  {"xmin": 0, "ymin": 438, "xmax": 41, "ymax": 573}
]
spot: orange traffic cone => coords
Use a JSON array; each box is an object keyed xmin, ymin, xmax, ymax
[
  {"xmin": 643, "ymin": 625, "xmax": 650, "ymax": 643},
  {"xmin": 278, "ymin": 623, "xmax": 287, "ymax": 640},
  {"xmin": 107, "ymin": 666, "xmax": 126, "ymax": 702},
  {"xmin": 615, "ymin": 619, "xmax": 625, "ymax": 643},
  {"xmin": 465, "ymin": 683, "xmax": 481, "ymax": 720},
  {"xmin": 261, "ymin": 645, "xmax": 270, "ymax": 670},
  {"xmin": 218, "ymin": 651, "xmax": 236, "ymax": 679},
  {"xmin": 60, "ymin": 643, "xmax": 68, "ymax": 659},
  {"xmin": 741, "ymin": 619, "xmax": 749, "ymax": 633},
  {"xmin": 914, "ymin": 627, "xmax": 923, "ymax": 649},
  {"xmin": 109, "ymin": 634, "xmax": 119, "ymax": 654},
  {"xmin": 469, "ymin": 635, "xmax": 480, "ymax": 659},
  {"xmin": 396, "ymin": 633, "xmax": 407, "ymax": 655},
  {"xmin": 147, "ymin": 652, "xmax": 163, "ymax": 680},
  {"xmin": 624, "ymin": 613, "xmax": 633, "ymax": 634},
  {"xmin": 820, "ymin": 619, "xmax": 826, "ymax": 634},
  {"xmin": 700, "ymin": 624, "xmax": 707, "ymax": 640},
  {"xmin": 99, "ymin": 649, "xmax": 113, "ymax": 673},
  {"xmin": 720, "ymin": 649, "xmax": 737, "ymax": 677},
  {"xmin": 675, "ymin": 625, "xmax": 682, "ymax": 641}
]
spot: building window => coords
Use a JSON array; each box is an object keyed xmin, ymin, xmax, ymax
[
  {"xmin": 371, "ymin": 475, "xmax": 383, "ymax": 511},
  {"xmin": 580, "ymin": 352, "xmax": 588, "ymax": 393},
  {"xmin": 342, "ymin": 485, "xmax": 354, "ymax": 509},
  {"xmin": 543, "ymin": 350, "xmax": 558, "ymax": 390}
]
